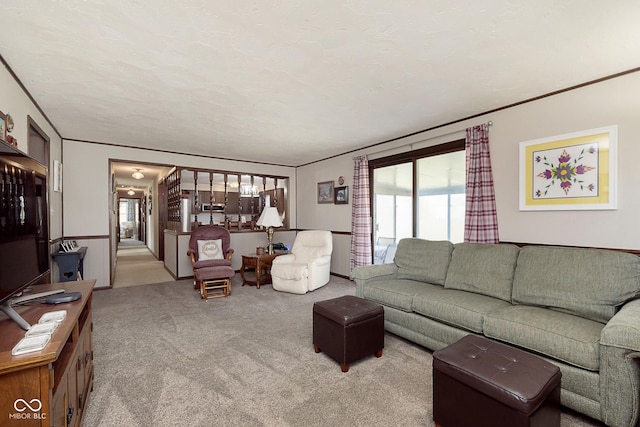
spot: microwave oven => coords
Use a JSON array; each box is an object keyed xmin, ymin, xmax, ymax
[{"xmin": 201, "ymin": 204, "xmax": 225, "ymax": 212}]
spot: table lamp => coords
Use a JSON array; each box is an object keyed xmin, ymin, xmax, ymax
[{"xmin": 256, "ymin": 207, "xmax": 283, "ymax": 254}]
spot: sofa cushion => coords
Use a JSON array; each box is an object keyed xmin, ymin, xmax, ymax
[
  {"xmin": 395, "ymin": 239, "xmax": 453, "ymax": 285},
  {"xmin": 360, "ymin": 279, "xmax": 440, "ymax": 312},
  {"xmin": 412, "ymin": 288, "xmax": 510, "ymax": 333},
  {"xmin": 444, "ymin": 242, "xmax": 519, "ymax": 302},
  {"xmin": 484, "ymin": 305, "xmax": 604, "ymax": 371},
  {"xmin": 512, "ymin": 246, "xmax": 640, "ymax": 323}
]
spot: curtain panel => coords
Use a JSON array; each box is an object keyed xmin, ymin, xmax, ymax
[
  {"xmin": 350, "ymin": 155, "xmax": 372, "ymax": 272},
  {"xmin": 464, "ymin": 123, "xmax": 499, "ymax": 243}
]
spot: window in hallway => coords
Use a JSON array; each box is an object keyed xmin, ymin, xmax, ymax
[{"xmin": 119, "ymin": 199, "xmax": 140, "ymax": 240}]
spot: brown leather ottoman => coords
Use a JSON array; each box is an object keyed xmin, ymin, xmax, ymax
[
  {"xmin": 313, "ymin": 295, "xmax": 384, "ymax": 372},
  {"xmin": 432, "ymin": 335, "xmax": 561, "ymax": 427}
]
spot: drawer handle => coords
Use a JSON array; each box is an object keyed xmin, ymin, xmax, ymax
[{"xmin": 78, "ymin": 356, "xmax": 82, "ymax": 370}]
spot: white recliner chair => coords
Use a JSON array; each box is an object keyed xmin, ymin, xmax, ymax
[{"xmin": 270, "ymin": 230, "xmax": 333, "ymax": 294}]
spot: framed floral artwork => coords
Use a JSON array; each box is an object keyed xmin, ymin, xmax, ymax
[
  {"xmin": 317, "ymin": 181, "xmax": 334, "ymax": 203},
  {"xmin": 519, "ymin": 125, "xmax": 617, "ymax": 211}
]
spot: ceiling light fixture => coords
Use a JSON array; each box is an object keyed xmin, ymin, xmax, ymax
[
  {"xmin": 132, "ymin": 168, "xmax": 144, "ymax": 179},
  {"xmin": 127, "ymin": 188, "xmax": 135, "ymax": 196}
]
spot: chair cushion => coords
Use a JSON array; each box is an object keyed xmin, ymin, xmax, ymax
[
  {"xmin": 195, "ymin": 265, "xmax": 234, "ymax": 281},
  {"xmin": 197, "ymin": 239, "xmax": 224, "ymax": 261},
  {"xmin": 272, "ymin": 263, "xmax": 308, "ymax": 280},
  {"xmin": 193, "ymin": 258, "xmax": 231, "ymax": 269}
]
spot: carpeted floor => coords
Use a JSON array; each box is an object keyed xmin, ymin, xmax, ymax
[
  {"xmin": 113, "ymin": 240, "xmax": 173, "ymax": 288},
  {"xmin": 83, "ymin": 276, "xmax": 604, "ymax": 426}
]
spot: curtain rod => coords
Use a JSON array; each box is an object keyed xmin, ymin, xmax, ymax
[{"xmin": 360, "ymin": 120, "xmax": 493, "ymax": 159}]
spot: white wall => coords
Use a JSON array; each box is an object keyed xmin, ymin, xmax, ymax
[
  {"xmin": 5, "ymin": 57, "xmax": 639, "ymax": 282},
  {"xmin": 297, "ymin": 71, "xmax": 640, "ymax": 277},
  {"xmin": 62, "ymin": 140, "xmax": 297, "ymax": 287}
]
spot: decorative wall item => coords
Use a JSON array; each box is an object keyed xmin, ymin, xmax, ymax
[
  {"xmin": 338, "ymin": 176, "xmax": 345, "ymax": 185},
  {"xmin": 317, "ymin": 181, "xmax": 334, "ymax": 203},
  {"xmin": 53, "ymin": 160, "xmax": 63, "ymax": 192},
  {"xmin": 6, "ymin": 135, "xmax": 17, "ymax": 147},
  {"xmin": 0, "ymin": 110, "xmax": 6, "ymax": 141},
  {"xmin": 519, "ymin": 125, "xmax": 617, "ymax": 211},
  {"xmin": 334, "ymin": 186, "xmax": 349, "ymax": 204},
  {"xmin": 5, "ymin": 113, "xmax": 13, "ymax": 132}
]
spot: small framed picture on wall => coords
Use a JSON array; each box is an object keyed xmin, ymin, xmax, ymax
[
  {"xmin": 334, "ymin": 186, "xmax": 348, "ymax": 204},
  {"xmin": 53, "ymin": 160, "xmax": 63, "ymax": 192},
  {"xmin": 317, "ymin": 181, "xmax": 334, "ymax": 204}
]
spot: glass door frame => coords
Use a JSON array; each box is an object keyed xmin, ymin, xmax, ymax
[{"xmin": 368, "ymin": 139, "xmax": 465, "ymax": 263}]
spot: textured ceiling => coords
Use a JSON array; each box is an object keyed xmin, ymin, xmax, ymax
[{"xmin": 1, "ymin": 1, "xmax": 639, "ymax": 167}]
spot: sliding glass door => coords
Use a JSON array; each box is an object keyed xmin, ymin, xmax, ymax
[
  {"xmin": 372, "ymin": 162, "xmax": 412, "ymax": 264},
  {"xmin": 416, "ymin": 150, "xmax": 466, "ymax": 242},
  {"xmin": 371, "ymin": 140, "xmax": 466, "ymax": 264}
]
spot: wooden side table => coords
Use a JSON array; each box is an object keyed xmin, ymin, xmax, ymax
[{"xmin": 240, "ymin": 253, "xmax": 283, "ymax": 288}]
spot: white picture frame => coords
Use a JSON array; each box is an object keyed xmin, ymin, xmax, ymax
[
  {"xmin": 53, "ymin": 160, "xmax": 63, "ymax": 192},
  {"xmin": 519, "ymin": 125, "xmax": 617, "ymax": 211}
]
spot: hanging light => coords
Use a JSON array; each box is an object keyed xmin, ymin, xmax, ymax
[{"xmin": 132, "ymin": 168, "xmax": 144, "ymax": 179}]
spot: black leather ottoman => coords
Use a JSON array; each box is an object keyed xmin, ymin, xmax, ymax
[
  {"xmin": 313, "ymin": 295, "xmax": 384, "ymax": 372},
  {"xmin": 433, "ymin": 335, "xmax": 561, "ymax": 427}
]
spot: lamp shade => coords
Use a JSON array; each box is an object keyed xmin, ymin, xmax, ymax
[{"xmin": 256, "ymin": 207, "xmax": 283, "ymax": 228}]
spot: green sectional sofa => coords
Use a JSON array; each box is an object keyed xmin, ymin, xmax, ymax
[{"xmin": 352, "ymin": 238, "xmax": 640, "ymax": 427}]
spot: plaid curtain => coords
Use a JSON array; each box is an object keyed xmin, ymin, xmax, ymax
[
  {"xmin": 350, "ymin": 155, "xmax": 372, "ymax": 272},
  {"xmin": 464, "ymin": 124, "xmax": 499, "ymax": 243}
]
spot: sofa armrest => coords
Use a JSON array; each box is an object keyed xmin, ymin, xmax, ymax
[
  {"xmin": 309, "ymin": 255, "xmax": 331, "ymax": 268},
  {"xmin": 599, "ymin": 299, "xmax": 640, "ymax": 427},
  {"xmin": 352, "ymin": 264, "xmax": 398, "ymax": 298},
  {"xmin": 351, "ymin": 264, "xmax": 398, "ymax": 282},
  {"xmin": 187, "ymin": 250, "xmax": 196, "ymax": 265},
  {"xmin": 601, "ymin": 299, "xmax": 640, "ymax": 351}
]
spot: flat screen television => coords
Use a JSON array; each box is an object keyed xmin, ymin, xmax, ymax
[{"xmin": 0, "ymin": 141, "xmax": 51, "ymax": 329}]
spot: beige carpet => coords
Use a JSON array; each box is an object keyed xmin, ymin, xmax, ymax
[
  {"xmin": 82, "ymin": 276, "xmax": 603, "ymax": 427},
  {"xmin": 113, "ymin": 241, "xmax": 173, "ymax": 288}
]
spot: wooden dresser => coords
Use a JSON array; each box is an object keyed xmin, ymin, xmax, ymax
[{"xmin": 0, "ymin": 280, "xmax": 95, "ymax": 427}]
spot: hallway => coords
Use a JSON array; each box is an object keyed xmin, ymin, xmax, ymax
[{"xmin": 113, "ymin": 238, "xmax": 174, "ymax": 288}]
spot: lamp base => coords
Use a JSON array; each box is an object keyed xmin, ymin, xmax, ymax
[{"xmin": 266, "ymin": 227, "xmax": 274, "ymax": 255}]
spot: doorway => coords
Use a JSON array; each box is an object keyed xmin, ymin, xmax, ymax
[{"xmin": 110, "ymin": 161, "xmax": 173, "ymax": 288}]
